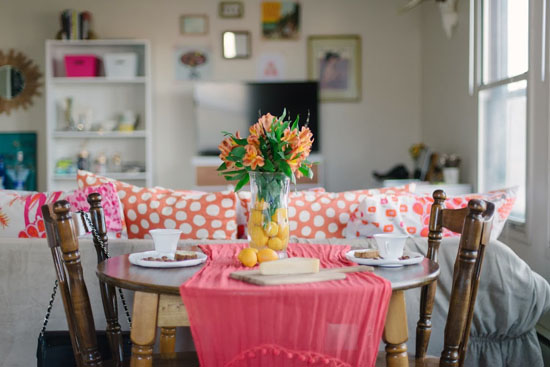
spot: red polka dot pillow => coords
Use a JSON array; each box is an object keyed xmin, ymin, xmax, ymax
[
  {"xmin": 345, "ymin": 187, "xmax": 517, "ymax": 239},
  {"xmin": 77, "ymin": 170, "xmax": 238, "ymax": 239},
  {"xmin": 286, "ymin": 185, "xmax": 415, "ymax": 239}
]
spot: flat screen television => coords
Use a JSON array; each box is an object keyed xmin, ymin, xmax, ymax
[{"xmin": 194, "ymin": 81, "xmax": 319, "ymax": 155}]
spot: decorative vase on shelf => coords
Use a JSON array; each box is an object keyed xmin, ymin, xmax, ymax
[{"xmin": 248, "ymin": 171, "xmax": 290, "ymax": 257}]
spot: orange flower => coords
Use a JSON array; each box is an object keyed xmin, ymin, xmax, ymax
[
  {"xmin": 218, "ymin": 131, "xmax": 241, "ymax": 169},
  {"xmin": 281, "ymin": 127, "xmax": 299, "ymax": 146},
  {"xmin": 298, "ymin": 126, "xmax": 314, "ymax": 153},
  {"xmin": 242, "ymin": 144, "xmax": 264, "ymax": 170},
  {"xmin": 257, "ymin": 113, "xmax": 276, "ymax": 133}
]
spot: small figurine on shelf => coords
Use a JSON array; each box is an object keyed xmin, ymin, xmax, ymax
[
  {"xmin": 77, "ymin": 149, "xmax": 90, "ymax": 171},
  {"xmin": 440, "ymin": 154, "xmax": 461, "ymax": 184},
  {"xmin": 6, "ymin": 151, "xmax": 30, "ymax": 190},
  {"xmin": 110, "ymin": 153, "xmax": 123, "ymax": 173},
  {"xmin": 93, "ymin": 152, "xmax": 107, "ymax": 175}
]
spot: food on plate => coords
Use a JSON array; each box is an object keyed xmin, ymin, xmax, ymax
[
  {"xmin": 257, "ymin": 248, "xmax": 279, "ymax": 263},
  {"xmin": 238, "ymin": 247, "xmax": 258, "ymax": 268},
  {"xmin": 143, "ymin": 256, "xmax": 177, "ymax": 262},
  {"xmin": 259, "ymin": 257, "xmax": 320, "ymax": 275},
  {"xmin": 354, "ymin": 249, "xmax": 380, "ymax": 259},
  {"xmin": 175, "ymin": 250, "xmax": 198, "ymax": 261}
]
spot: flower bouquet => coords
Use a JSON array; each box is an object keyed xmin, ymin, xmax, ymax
[{"xmin": 218, "ymin": 111, "xmax": 315, "ymax": 254}]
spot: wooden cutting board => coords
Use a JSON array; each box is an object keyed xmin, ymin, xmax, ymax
[{"xmin": 230, "ymin": 265, "xmax": 373, "ymax": 286}]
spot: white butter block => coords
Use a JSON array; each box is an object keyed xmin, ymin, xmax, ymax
[{"xmin": 259, "ymin": 257, "xmax": 320, "ymax": 275}]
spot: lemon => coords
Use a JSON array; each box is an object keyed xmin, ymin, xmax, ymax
[
  {"xmin": 257, "ymin": 248, "xmax": 279, "ymax": 263},
  {"xmin": 271, "ymin": 208, "xmax": 288, "ymax": 222},
  {"xmin": 238, "ymin": 248, "xmax": 258, "ymax": 267},
  {"xmin": 250, "ymin": 210, "xmax": 264, "ymax": 226},
  {"xmin": 249, "ymin": 226, "xmax": 268, "ymax": 247},
  {"xmin": 277, "ymin": 224, "xmax": 290, "ymax": 241},
  {"xmin": 254, "ymin": 199, "xmax": 268, "ymax": 210},
  {"xmin": 264, "ymin": 221, "xmax": 279, "ymax": 237},
  {"xmin": 267, "ymin": 237, "xmax": 284, "ymax": 251}
]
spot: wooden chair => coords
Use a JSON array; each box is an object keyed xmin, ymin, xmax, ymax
[
  {"xmin": 42, "ymin": 198, "xmax": 199, "ymax": 366},
  {"xmin": 376, "ymin": 190, "xmax": 495, "ymax": 367}
]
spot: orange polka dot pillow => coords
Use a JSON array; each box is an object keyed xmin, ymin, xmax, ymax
[
  {"xmin": 77, "ymin": 171, "xmax": 237, "ymax": 239},
  {"xmin": 285, "ymin": 185, "xmax": 415, "ymax": 239},
  {"xmin": 345, "ymin": 187, "xmax": 517, "ymax": 239}
]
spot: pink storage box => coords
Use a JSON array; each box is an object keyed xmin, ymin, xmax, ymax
[{"xmin": 64, "ymin": 54, "xmax": 98, "ymax": 77}]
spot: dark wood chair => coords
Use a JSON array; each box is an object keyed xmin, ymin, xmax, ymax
[
  {"xmin": 376, "ymin": 190, "xmax": 495, "ymax": 367},
  {"xmin": 42, "ymin": 198, "xmax": 199, "ymax": 367}
]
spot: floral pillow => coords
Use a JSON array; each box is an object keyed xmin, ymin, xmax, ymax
[
  {"xmin": 0, "ymin": 190, "xmax": 65, "ymax": 238},
  {"xmin": 345, "ymin": 187, "xmax": 517, "ymax": 239},
  {"xmin": 77, "ymin": 171, "xmax": 237, "ymax": 240},
  {"xmin": 66, "ymin": 182, "xmax": 126, "ymax": 237}
]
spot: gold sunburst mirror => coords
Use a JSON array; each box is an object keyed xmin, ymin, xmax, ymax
[{"xmin": 0, "ymin": 49, "xmax": 42, "ymax": 115}]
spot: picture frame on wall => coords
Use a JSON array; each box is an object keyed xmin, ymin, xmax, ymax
[
  {"xmin": 307, "ymin": 35, "xmax": 362, "ymax": 102},
  {"xmin": 261, "ymin": 1, "xmax": 300, "ymax": 40},
  {"xmin": 0, "ymin": 132, "xmax": 37, "ymax": 191},
  {"xmin": 180, "ymin": 14, "xmax": 208, "ymax": 35},
  {"xmin": 222, "ymin": 31, "xmax": 251, "ymax": 59},
  {"xmin": 219, "ymin": 1, "xmax": 244, "ymax": 18}
]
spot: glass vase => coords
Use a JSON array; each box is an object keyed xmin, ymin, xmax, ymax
[{"xmin": 247, "ymin": 171, "xmax": 290, "ymax": 257}]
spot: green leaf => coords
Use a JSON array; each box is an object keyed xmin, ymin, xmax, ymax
[
  {"xmin": 234, "ymin": 174, "xmax": 250, "ymax": 192},
  {"xmin": 291, "ymin": 115, "xmax": 299, "ymax": 130},
  {"xmin": 298, "ymin": 165, "xmax": 314, "ymax": 179},
  {"xmin": 232, "ymin": 137, "xmax": 248, "ymax": 145},
  {"xmin": 221, "ymin": 131, "xmax": 234, "ymax": 137},
  {"xmin": 307, "ymin": 166, "xmax": 314, "ymax": 179},
  {"xmin": 231, "ymin": 146, "xmax": 246, "ymax": 158},
  {"xmin": 217, "ymin": 162, "xmax": 227, "ymax": 171},
  {"xmin": 279, "ymin": 159, "xmax": 293, "ymax": 179},
  {"xmin": 263, "ymin": 158, "xmax": 275, "ymax": 172},
  {"xmin": 279, "ymin": 108, "xmax": 287, "ymax": 122},
  {"xmin": 291, "ymin": 172, "xmax": 296, "ymax": 185}
]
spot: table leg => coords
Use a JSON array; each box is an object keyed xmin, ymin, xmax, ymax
[
  {"xmin": 383, "ymin": 291, "xmax": 409, "ymax": 367},
  {"xmin": 130, "ymin": 292, "xmax": 159, "ymax": 367},
  {"xmin": 157, "ymin": 294, "xmax": 190, "ymax": 359}
]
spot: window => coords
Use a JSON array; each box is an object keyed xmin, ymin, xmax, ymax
[{"xmin": 478, "ymin": 0, "xmax": 528, "ymax": 222}]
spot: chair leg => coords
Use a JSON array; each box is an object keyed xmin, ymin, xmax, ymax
[
  {"xmin": 160, "ymin": 327, "xmax": 177, "ymax": 359},
  {"xmin": 416, "ymin": 281, "xmax": 436, "ymax": 358},
  {"xmin": 383, "ymin": 291, "xmax": 409, "ymax": 367},
  {"xmin": 130, "ymin": 292, "xmax": 159, "ymax": 367}
]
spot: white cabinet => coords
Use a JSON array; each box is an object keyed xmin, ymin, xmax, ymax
[{"xmin": 45, "ymin": 39, "xmax": 152, "ymax": 191}]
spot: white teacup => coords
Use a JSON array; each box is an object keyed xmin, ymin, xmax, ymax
[
  {"xmin": 373, "ymin": 234, "xmax": 408, "ymax": 260},
  {"xmin": 150, "ymin": 229, "xmax": 182, "ymax": 258}
]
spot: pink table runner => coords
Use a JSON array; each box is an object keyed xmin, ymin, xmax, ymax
[{"xmin": 179, "ymin": 243, "xmax": 392, "ymax": 367}]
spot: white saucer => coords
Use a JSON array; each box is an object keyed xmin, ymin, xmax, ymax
[
  {"xmin": 129, "ymin": 250, "xmax": 207, "ymax": 268},
  {"xmin": 346, "ymin": 250, "xmax": 424, "ymax": 268}
]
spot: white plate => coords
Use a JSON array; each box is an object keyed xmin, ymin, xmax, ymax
[
  {"xmin": 129, "ymin": 250, "xmax": 207, "ymax": 268},
  {"xmin": 346, "ymin": 250, "xmax": 424, "ymax": 268}
]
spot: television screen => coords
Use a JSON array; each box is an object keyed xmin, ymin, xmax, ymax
[{"xmin": 194, "ymin": 81, "xmax": 319, "ymax": 155}]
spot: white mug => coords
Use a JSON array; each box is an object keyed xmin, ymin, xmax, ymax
[
  {"xmin": 150, "ymin": 229, "xmax": 182, "ymax": 258},
  {"xmin": 373, "ymin": 234, "xmax": 408, "ymax": 260}
]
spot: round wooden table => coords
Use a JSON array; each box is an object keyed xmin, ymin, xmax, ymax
[{"xmin": 97, "ymin": 253, "xmax": 440, "ymax": 367}]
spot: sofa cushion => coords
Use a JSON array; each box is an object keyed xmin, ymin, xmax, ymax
[
  {"xmin": 346, "ymin": 187, "xmax": 517, "ymax": 239},
  {"xmin": 77, "ymin": 171, "xmax": 238, "ymax": 240}
]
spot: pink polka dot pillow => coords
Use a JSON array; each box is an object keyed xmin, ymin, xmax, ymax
[
  {"xmin": 345, "ymin": 187, "xmax": 517, "ymax": 239},
  {"xmin": 287, "ymin": 185, "xmax": 415, "ymax": 239},
  {"xmin": 65, "ymin": 182, "xmax": 125, "ymax": 237},
  {"xmin": 76, "ymin": 171, "xmax": 238, "ymax": 240}
]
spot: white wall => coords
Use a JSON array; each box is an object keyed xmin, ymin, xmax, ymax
[{"xmin": 0, "ymin": 0, "xmax": 422, "ymax": 192}]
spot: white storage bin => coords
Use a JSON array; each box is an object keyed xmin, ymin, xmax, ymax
[{"xmin": 104, "ymin": 53, "xmax": 138, "ymax": 78}]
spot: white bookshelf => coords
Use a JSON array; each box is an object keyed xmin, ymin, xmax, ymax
[{"xmin": 45, "ymin": 39, "xmax": 153, "ymax": 191}]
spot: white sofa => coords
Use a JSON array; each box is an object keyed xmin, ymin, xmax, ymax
[{"xmin": 1, "ymin": 236, "xmax": 549, "ymax": 367}]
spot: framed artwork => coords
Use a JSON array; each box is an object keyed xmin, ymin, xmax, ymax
[
  {"xmin": 219, "ymin": 1, "xmax": 244, "ymax": 18},
  {"xmin": 180, "ymin": 15, "xmax": 208, "ymax": 35},
  {"xmin": 222, "ymin": 31, "xmax": 251, "ymax": 59},
  {"xmin": 174, "ymin": 46, "xmax": 212, "ymax": 80},
  {"xmin": 308, "ymin": 35, "xmax": 362, "ymax": 102},
  {"xmin": 261, "ymin": 1, "xmax": 300, "ymax": 40},
  {"xmin": 0, "ymin": 132, "xmax": 37, "ymax": 191}
]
